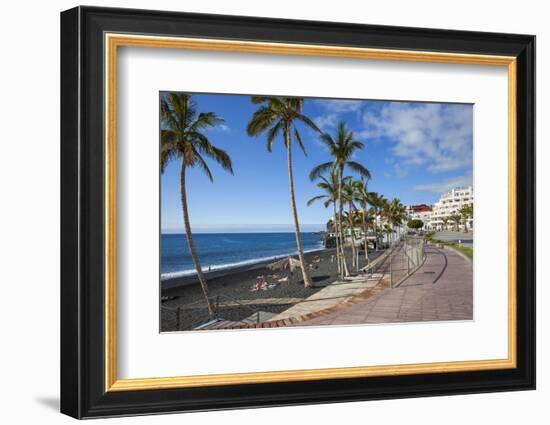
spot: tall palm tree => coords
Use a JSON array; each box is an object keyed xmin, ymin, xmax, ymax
[
  {"xmin": 310, "ymin": 122, "xmax": 371, "ymax": 278},
  {"xmin": 160, "ymin": 93, "xmax": 233, "ymax": 318},
  {"xmin": 368, "ymin": 192, "xmax": 386, "ymax": 251},
  {"xmin": 379, "ymin": 197, "xmax": 391, "ymax": 245},
  {"xmin": 441, "ymin": 216, "xmax": 450, "ymax": 231},
  {"xmin": 352, "ymin": 177, "xmax": 373, "ymax": 261},
  {"xmin": 307, "ymin": 169, "xmax": 342, "ymax": 274},
  {"xmin": 247, "ymin": 97, "xmax": 320, "ymax": 288},
  {"xmin": 341, "ymin": 177, "xmax": 356, "ymax": 270}
]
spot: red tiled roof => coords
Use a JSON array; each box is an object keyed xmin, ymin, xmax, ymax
[{"xmin": 410, "ymin": 204, "xmax": 432, "ymax": 212}]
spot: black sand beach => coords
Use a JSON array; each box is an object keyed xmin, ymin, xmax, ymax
[{"xmin": 160, "ymin": 247, "xmax": 378, "ymax": 331}]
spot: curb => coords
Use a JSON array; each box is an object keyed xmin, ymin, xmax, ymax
[
  {"xmin": 222, "ymin": 279, "xmax": 390, "ymax": 329},
  {"xmin": 443, "ymin": 244, "xmax": 473, "ymax": 263}
]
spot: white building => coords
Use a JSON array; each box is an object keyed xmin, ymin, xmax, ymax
[
  {"xmin": 430, "ymin": 186, "xmax": 474, "ymax": 231},
  {"xmin": 407, "ymin": 204, "xmax": 433, "ymax": 231}
]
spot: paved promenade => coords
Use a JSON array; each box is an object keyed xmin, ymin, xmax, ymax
[
  {"xmin": 296, "ymin": 244, "xmax": 473, "ymax": 326},
  {"xmin": 269, "ymin": 273, "xmax": 382, "ymax": 321}
]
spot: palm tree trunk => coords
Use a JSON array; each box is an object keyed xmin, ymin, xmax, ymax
[
  {"xmin": 375, "ymin": 207, "xmax": 380, "ymax": 251},
  {"xmin": 338, "ymin": 166, "xmax": 350, "ymax": 278},
  {"xmin": 180, "ymin": 164, "xmax": 215, "ymax": 318},
  {"xmin": 363, "ymin": 217, "xmax": 369, "ymax": 262},
  {"xmin": 285, "ymin": 127, "xmax": 313, "ymax": 288},
  {"xmin": 332, "ymin": 205, "xmax": 341, "ymax": 274},
  {"xmin": 348, "ymin": 201, "xmax": 357, "ymax": 272}
]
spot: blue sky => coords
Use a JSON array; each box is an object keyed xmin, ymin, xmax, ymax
[{"xmin": 161, "ymin": 93, "xmax": 472, "ymax": 233}]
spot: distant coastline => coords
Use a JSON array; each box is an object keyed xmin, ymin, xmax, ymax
[
  {"xmin": 161, "ymin": 247, "xmax": 331, "ymax": 292},
  {"xmin": 161, "ymin": 231, "xmax": 325, "ymax": 285}
]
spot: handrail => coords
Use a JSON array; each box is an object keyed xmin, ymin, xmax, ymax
[{"xmin": 161, "ymin": 293, "xmax": 263, "ymax": 328}]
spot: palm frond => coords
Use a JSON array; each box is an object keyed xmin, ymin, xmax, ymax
[
  {"xmin": 160, "ymin": 129, "xmax": 178, "ymax": 146},
  {"xmin": 347, "ymin": 161, "xmax": 372, "ymax": 179},
  {"xmin": 246, "ymin": 106, "xmax": 277, "ymax": 136},
  {"xmin": 160, "ymin": 143, "xmax": 181, "ymax": 173},
  {"xmin": 192, "ymin": 133, "xmax": 233, "ymax": 175},
  {"xmin": 293, "ymin": 126, "xmax": 307, "ymax": 156},
  {"xmin": 309, "ymin": 162, "xmax": 333, "ymax": 181},
  {"xmin": 266, "ymin": 120, "xmax": 283, "ymax": 152},
  {"xmin": 318, "ymin": 132, "xmax": 335, "ymax": 150},
  {"xmin": 307, "ymin": 195, "xmax": 327, "ymax": 206},
  {"xmin": 192, "ymin": 150, "xmax": 214, "ymax": 182},
  {"xmin": 296, "ymin": 113, "xmax": 321, "ymax": 133},
  {"xmin": 160, "ymin": 98, "xmax": 180, "ymax": 131},
  {"xmin": 191, "ymin": 112, "xmax": 224, "ymax": 131}
]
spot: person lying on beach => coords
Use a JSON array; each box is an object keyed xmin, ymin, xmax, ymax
[{"xmin": 250, "ymin": 277, "xmax": 278, "ymax": 291}]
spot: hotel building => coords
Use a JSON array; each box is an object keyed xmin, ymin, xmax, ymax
[
  {"xmin": 430, "ymin": 186, "xmax": 474, "ymax": 231},
  {"xmin": 407, "ymin": 204, "xmax": 434, "ymax": 230}
]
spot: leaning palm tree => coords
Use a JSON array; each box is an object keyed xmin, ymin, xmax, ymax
[
  {"xmin": 310, "ymin": 122, "xmax": 371, "ymax": 278},
  {"xmin": 247, "ymin": 96, "xmax": 320, "ymax": 288},
  {"xmin": 160, "ymin": 93, "xmax": 233, "ymax": 319},
  {"xmin": 307, "ymin": 169, "xmax": 342, "ymax": 274}
]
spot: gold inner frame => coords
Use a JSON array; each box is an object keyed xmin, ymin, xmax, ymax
[{"xmin": 104, "ymin": 33, "xmax": 517, "ymax": 392}]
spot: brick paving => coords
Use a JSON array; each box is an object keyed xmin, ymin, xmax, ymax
[{"xmin": 295, "ymin": 244, "xmax": 473, "ymax": 326}]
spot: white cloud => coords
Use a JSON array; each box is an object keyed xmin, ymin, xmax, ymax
[
  {"xmin": 360, "ymin": 102, "xmax": 473, "ymax": 173},
  {"xmin": 206, "ymin": 123, "xmax": 231, "ymax": 133},
  {"xmin": 312, "ymin": 99, "xmax": 365, "ymax": 131},
  {"xmin": 313, "ymin": 113, "xmax": 339, "ymax": 131},
  {"xmin": 313, "ymin": 99, "xmax": 364, "ymax": 113},
  {"xmin": 413, "ymin": 174, "xmax": 473, "ymax": 193}
]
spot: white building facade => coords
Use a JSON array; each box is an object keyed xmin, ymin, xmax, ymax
[
  {"xmin": 407, "ymin": 204, "xmax": 433, "ymax": 231},
  {"xmin": 430, "ymin": 186, "xmax": 474, "ymax": 231}
]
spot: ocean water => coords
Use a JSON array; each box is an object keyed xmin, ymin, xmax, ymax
[{"xmin": 161, "ymin": 232, "xmax": 324, "ymax": 281}]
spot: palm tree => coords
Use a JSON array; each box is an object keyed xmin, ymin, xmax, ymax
[
  {"xmin": 160, "ymin": 93, "xmax": 233, "ymax": 318},
  {"xmin": 368, "ymin": 192, "xmax": 386, "ymax": 251},
  {"xmin": 310, "ymin": 122, "xmax": 371, "ymax": 278},
  {"xmin": 342, "ymin": 177, "xmax": 360, "ymax": 271},
  {"xmin": 450, "ymin": 212, "xmax": 462, "ymax": 232},
  {"xmin": 387, "ymin": 198, "xmax": 407, "ymax": 240},
  {"xmin": 352, "ymin": 177, "xmax": 373, "ymax": 262},
  {"xmin": 458, "ymin": 203, "xmax": 473, "ymax": 233},
  {"xmin": 308, "ymin": 169, "xmax": 342, "ymax": 274},
  {"xmin": 383, "ymin": 223, "xmax": 394, "ymax": 246},
  {"xmin": 379, "ymin": 197, "xmax": 392, "ymax": 243},
  {"xmin": 441, "ymin": 216, "xmax": 450, "ymax": 231},
  {"xmin": 247, "ymin": 97, "xmax": 320, "ymax": 288}
]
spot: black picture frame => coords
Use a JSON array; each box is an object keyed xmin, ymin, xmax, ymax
[{"xmin": 61, "ymin": 5, "xmax": 535, "ymax": 419}]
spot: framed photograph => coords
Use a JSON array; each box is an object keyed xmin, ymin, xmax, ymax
[{"xmin": 60, "ymin": 6, "xmax": 535, "ymax": 419}]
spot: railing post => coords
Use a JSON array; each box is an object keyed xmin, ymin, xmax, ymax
[{"xmin": 390, "ymin": 257, "xmax": 393, "ymax": 288}]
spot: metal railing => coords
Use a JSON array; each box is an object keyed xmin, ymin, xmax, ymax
[
  {"xmin": 389, "ymin": 236, "xmax": 426, "ymax": 288},
  {"xmin": 161, "ymin": 293, "xmax": 262, "ymax": 332}
]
